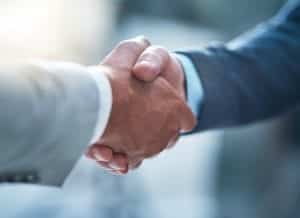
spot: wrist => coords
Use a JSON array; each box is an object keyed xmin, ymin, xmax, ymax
[
  {"xmin": 173, "ymin": 53, "xmax": 204, "ymax": 119},
  {"xmin": 96, "ymin": 66, "xmax": 131, "ymax": 144},
  {"xmin": 171, "ymin": 54, "xmax": 187, "ymax": 101}
]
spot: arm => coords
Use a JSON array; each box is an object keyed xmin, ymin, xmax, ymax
[
  {"xmin": 0, "ymin": 37, "xmax": 195, "ymax": 181},
  {"xmin": 104, "ymin": 0, "xmax": 300, "ymax": 173},
  {"xmin": 178, "ymin": 0, "xmax": 300, "ymax": 131},
  {"xmin": 0, "ymin": 61, "xmax": 111, "ymax": 186}
]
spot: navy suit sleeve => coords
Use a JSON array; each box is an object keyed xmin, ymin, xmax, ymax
[{"xmin": 178, "ymin": 0, "xmax": 300, "ymax": 132}]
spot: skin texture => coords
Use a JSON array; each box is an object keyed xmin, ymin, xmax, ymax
[
  {"xmin": 133, "ymin": 46, "xmax": 186, "ymax": 100},
  {"xmin": 86, "ymin": 37, "xmax": 196, "ymax": 174}
]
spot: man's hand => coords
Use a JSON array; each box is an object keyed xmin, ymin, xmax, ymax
[
  {"xmin": 133, "ymin": 46, "xmax": 186, "ymax": 101},
  {"xmin": 86, "ymin": 38, "xmax": 196, "ymax": 174}
]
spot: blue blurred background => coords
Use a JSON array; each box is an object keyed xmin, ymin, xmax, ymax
[{"xmin": 2, "ymin": 0, "xmax": 300, "ymax": 218}]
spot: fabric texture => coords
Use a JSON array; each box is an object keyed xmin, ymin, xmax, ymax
[
  {"xmin": 0, "ymin": 61, "xmax": 111, "ymax": 186},
  {"xmin": 174, "ymin": 54, "xmax": 204, "ymax": 120},
  {"xmin": 178, "ymin": 0, "xmax": 300, "ymax": 132}
]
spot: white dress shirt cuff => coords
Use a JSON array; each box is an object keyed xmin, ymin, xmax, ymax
[
  {"xmin": 174, "ymin": 54, "xmax": 204, "ymax": 118},
  {"xmin": 87, "ymin": 67, "xmax": 112, "ymax": 145}
]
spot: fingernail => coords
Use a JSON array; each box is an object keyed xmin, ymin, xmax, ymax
[
  {"xmin": 137, "ymin": 60, "xmax": 151, "ymax": 68},
  {"xmin": 109, "ymin": 162, "xmax": 123, "ymax": 170},
  {"xmin": 94, "ymin": 151, "xmax": 106, "ymax": 162}
]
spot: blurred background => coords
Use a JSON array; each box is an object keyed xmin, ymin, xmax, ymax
[{"xmin": 2, "ymin": 0, "xmax": 300, "ymax": 218}]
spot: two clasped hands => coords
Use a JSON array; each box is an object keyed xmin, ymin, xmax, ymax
[{"xmin": 86, "ymin": 36, "xmax": 197, "ymax": 174}]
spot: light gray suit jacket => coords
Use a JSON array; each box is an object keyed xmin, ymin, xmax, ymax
[{"xmin": 0, "ymin": 60, "xmax": 110, "ymax": 187}]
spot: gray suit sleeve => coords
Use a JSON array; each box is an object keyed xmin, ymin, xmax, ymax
[
  {"xmin": 0, "ymin": 61, "xmax": 100, "ymax": 186},
  {"xmin": 178, "ymin": 0, "xmax": 300, "ymax": 132}
]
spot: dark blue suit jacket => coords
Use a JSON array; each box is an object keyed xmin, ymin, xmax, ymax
[{"xmin": 180, "ymin": 0, "xmax": 300, "ymax": 132}]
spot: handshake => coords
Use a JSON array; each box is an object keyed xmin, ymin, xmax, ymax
[{"xmin": 86, "ymin": 36, "xmax": 197, "ymax": 174}]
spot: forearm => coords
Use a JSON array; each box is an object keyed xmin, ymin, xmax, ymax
[
  {"xmin": 179, "ymin": 0, "xmax": 300, "ymax": 132},
  {"xmin": 0, "ymin": 61, "xmax": 110, "ymax": 186}
]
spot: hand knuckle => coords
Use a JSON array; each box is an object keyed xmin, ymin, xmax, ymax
[
  {"xmin": 117, "ymin": 40, "xmax": 140, "ymax": 53},
  {"xmin": 152, "ymin": 46, "xmax": 168, "ymax": 54}
]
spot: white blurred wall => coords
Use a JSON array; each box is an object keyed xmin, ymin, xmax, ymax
[{"xmin": 0, "ymin": 0, "xmax": 118, "ymax": 63}]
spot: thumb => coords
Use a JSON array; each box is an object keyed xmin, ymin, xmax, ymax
[{"xmin": 133, "ymin": 46, "xmax": 170, "ymax": 82}]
